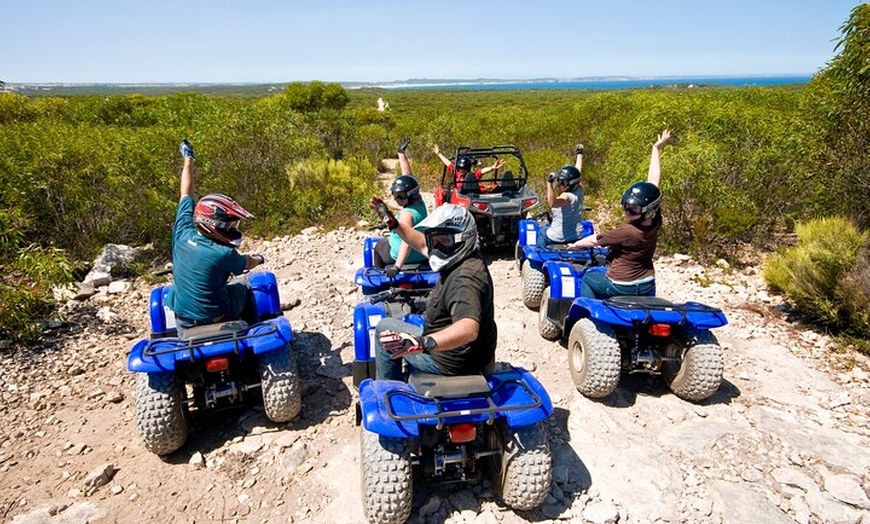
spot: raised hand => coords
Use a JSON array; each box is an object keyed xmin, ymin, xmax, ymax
[
  {"xmin": 179, "ymin": 138, "xmax": 196, "ymax": 160},
  {"xmin": 369, "ymin": 196, "xmax": 399, "ymax": 229},
  {"xmin": 397, "ymin": 135, "xmax": 411, "ymax": 154},
  {"xmin": 654, "ymin": 130, "xmax": 672, "ymax": 149}
]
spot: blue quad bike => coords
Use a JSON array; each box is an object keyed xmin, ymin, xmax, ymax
[
  {"xmin": 541, "ymin": 262, "xmax": 728, "ymax": 402},
  {"xmin": 514, "ymin": 217, "xmax": 608, "ymax": 310},
  {"xmin": 353, "ymin": 235, "xmax": 439, "ymax": 296},
  {"xmin": 352, "ymin": 288, "xmax": 554, "ymax": 524},
  {"xmin": 127, "ymin": 271, "xmax": 301, "ymax": 455}
]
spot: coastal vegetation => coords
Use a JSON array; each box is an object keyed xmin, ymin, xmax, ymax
[{"xmin": 0, "ymin": 5, "xmax": 867, "ymax": 346}]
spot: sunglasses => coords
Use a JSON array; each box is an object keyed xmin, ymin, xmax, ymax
[{"xmin": 622, "ymin": 203, "xmax": 643, "ymax": 215}]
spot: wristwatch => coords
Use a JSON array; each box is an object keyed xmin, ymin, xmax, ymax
[{"xmin": 422, "ymin": 335, "xmax": 437, "ymax": 354}]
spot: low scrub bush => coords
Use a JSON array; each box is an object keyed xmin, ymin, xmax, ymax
[{"xmin": 764, "ymin": 217, "xmax": 870, "ymax": 343}]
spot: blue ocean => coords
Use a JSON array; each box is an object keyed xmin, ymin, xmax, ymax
[{"xmin": 376, "ymin": 75, "xmax": 812, "ymax": 91}]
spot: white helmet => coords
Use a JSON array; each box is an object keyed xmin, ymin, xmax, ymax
[{"xmin": 416, "ymin": 204, "xmax": 479, "ymax": 272}]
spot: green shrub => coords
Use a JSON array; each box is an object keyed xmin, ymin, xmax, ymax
[
  {"xmin": 763, "ymin": 217, "xmax": 869, "ymax": 337},
  {"xmin": 0, "ymin": 245, "xmax": 74, "ymax": 343}
]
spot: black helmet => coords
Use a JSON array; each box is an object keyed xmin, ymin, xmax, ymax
[
  {"xmin": 555, "ymin": 165, "xmax": 581, "ymax": 190},
  {"xmin": 455, "ymin": 156, "xmax": 473, "ymax": 171},
  {"xmin": 621, "ymin": 182, "xmax": 662, "ymax": 221},
  {"xmin": 390, "ymin": 175, "xmax": 421, "ymax": 202}
]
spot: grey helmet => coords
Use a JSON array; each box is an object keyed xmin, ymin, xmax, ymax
[{"xmin": 415, "ymin": 204, "xmax": 478, "ymax": 272}]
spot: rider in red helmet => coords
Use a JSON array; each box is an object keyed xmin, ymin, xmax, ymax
[{"xmin": 166, "ymin": 139, "xmax": 265, "ymax": 330}]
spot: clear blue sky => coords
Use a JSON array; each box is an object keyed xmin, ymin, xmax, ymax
[{"xmin": 0, "ymin": 0, "xmax": 862, "ymax": 84}]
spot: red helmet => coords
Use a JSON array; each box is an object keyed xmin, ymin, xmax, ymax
[{"xmin": 193, "ymin": 193, "xmax": 254, "ymax": 247}]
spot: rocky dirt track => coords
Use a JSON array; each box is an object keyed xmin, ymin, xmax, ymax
[{"xmin": 2, "ymin": 214, "xmax": 870, "ymax": 524}]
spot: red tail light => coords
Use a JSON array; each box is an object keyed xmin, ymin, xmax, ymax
[
  {"xmin": 447, "ymin": 423, "xmax": 476, "ymax": 443},
  {"xmin": 206, "ymin": 357, "xmax": 230, "ymax": 373},
  {"xmin": 398, "ymin": 283, "xmax": 412, "ymax": 289},
  {"xmin": 473, "ymin": 202, "xmax": 489, "ymax": 211},
  {"xmin": 523, "ymin": 197, "xmax": 538, "ymax": 209},
  {"xmin": 649, "ymin": 324, "xmax": 672, "ymax": 337},
  {"xmin": 451, "ymin": 192, "xmax": 470, "ymax": 208}
]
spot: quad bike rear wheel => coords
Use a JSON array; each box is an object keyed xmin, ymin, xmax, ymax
[
  {"xmin": 258, "ymin": 344, "xmax": 302, "ymax": 423},
  {"xmin": 135, "ymin": 372, "xmax": 188, "ymax": 456},
  {"xmin": 568, "ymin": 318, "xmax": 621, "ymax": 398},
  {"xmin": 360, "ymin": 428, "xmax": 414, "ymax": 524},
  {"xmin": 538, "ymin": 286, "xmax": 562, "ymax": 341},
  {"xmin": 522, "ymin": 262, "xmax": 547, "ymax": 310},
  {"xmin": 662, "ymin": 330, "xmax": 723, "ymax": 402},
  {"xmin": 485, "ymin": 421, "xmax": 552, "ymax": 511}
]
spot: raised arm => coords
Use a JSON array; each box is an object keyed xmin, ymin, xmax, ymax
[
  {"xmin": 647, "ymin": 130, "xmax": 671, "ymax": 187},
  {"xmin": 574, "ymin": 143, "xmax": 584, "ymax": 171},
  {"xmin": 179, "ymin": 139, "xmax": 196, "ymax": 200},
  {"xmin": 432, "ymin": 143, "xmax": 451, "ymax": 167},
  {"xmin": 479, "ymin": 158, "xmax": 505, "ymax": 176},
  {"xmin": 370, "ymin": 196, "xmax": 427, "ymax": 255},
  {"xmin": 397, "ymin": 135, "xmax": 412, "ymax": 175}
]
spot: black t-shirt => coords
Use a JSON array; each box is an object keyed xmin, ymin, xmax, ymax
[{"xmin": 423, "ymin": 252, "xmax": 497, "ymax": 375}]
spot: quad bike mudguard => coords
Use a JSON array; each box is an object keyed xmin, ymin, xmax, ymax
[
  {"xmin": 128, "ymin": 271, "xmax": 292, "ymax": 373},
  {"xmin": 358, "ymin": 368, "xmax": 553, "ymax": 438},
  {"xmin": 568, "ymin": 296, "xmax": 728, "ymax": 329},
  {"xmin": 354, "ymin": 236, "xmax": 439, "ymax": 295}
]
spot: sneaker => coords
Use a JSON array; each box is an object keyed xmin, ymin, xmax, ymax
[{"xmin": 179, "ymin": 139, "xmax": 196, "ymax": 159}]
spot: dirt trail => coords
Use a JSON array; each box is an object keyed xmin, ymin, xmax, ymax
[{"xmin": 1, "ymin": 184, "xmax": 869, "ymax": 524}]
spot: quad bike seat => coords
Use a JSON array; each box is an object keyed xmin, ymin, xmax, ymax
[
  {"xmin": 409, "ymin": 373, "xmax": 491, "ymax": 399},
  {"xmin": 605, "ymin": 296, "xmax": 673, "ymax": 309},
  {"xmin": 177, "ymin": 320, "xmax": 249, "ymax": 342}
]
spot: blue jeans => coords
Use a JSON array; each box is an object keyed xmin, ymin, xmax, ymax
[
  {"xmin": 375, "ymin": 318, "xmax": 448, "ymax": 381},
  {"xmin": 536, "ymin": 226, "xmax": 572, "ymax": 247},
  {"xmin": 581, "ymin": 270, "xmax": 656, "ymax": 299}
]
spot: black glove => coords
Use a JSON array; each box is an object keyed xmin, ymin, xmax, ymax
[
  {"xmin": 574, "ymin": 143, "xmax": 584, "ymax": 155},
  {"xmin": 547, "ymin": 172, "xmax": 556, "ymax": 184},
  {"xmin": 397, "ymin": 135, "xmax": 411, "ymax": 154},
  {"xmin": 370, "ymin": 196, "xmax": 399, "ymax": 229},
  {"xmin": 384, "ymin": 265, "xmax": 400, "ymax": 278}
]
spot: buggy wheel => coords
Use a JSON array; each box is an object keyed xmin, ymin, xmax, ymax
[
  {"xmin": 522, "ymin": 262, "xmax": 547, "ymax": 310},
  {"xmin": 538, "ymin": 286, "xmax": 562, "ymax": 341},
  {"xmin": 662, "ymin": 330, "xmax": 723, "ymax": 402},
  {"xmin": 134, "ymin": 372, "xmax": 188, "ymax": 456},
  {"xmin": 361, "ymin": 428, "xmax": 414, "ymax": 524},
  {"xmin": 258, "ymin": 344, "xmax": 302, "ymax": 423},
  {"xmin": 568, "ymin": 318, "xmax": 621, "ymax": 398},
  {"xmin": 484, "ymin": 421, "xmax": 551, "ymax": 511}
]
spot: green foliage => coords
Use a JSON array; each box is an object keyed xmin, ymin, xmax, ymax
[
  {"xmin": 763, "ymin": 217, "xmax": 869, "ymax": 339},
  {"xmin": 283, "ymin": 157, "xmax": 379, "ymax": 229},
  {"xmin": 283, "ymin": 81, "xmax": 350, "ymax": 112},
  {"xmin": 806, "ymin": 4, "xmax": 870, "ymax": 228},
  {"xmin": 0, "ymin": 244, "xmax": 74, "ymax": 343}
]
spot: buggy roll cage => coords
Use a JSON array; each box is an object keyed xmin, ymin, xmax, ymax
[{"xmin": 440, "ymin": 144, "xmax": 531, "ymax": 191}]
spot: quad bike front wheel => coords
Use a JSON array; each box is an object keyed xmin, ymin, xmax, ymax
[
  {"xmin": 360, "ymin": 428, "xmax": 414, "ymax": 524},
  {"xmin": 134, "ymin": 372, "xmax": 188, "ymax": 456},
  {"xmin": 662, "ymin": 330, "xmax": 723, "ymax": 402},
  {"xmin": 568, "ymin": 318, "xmax": 621, "ymax": 398},
  {"xmin": 538, "ymin": 286, "xmax": 562, "ymax": 341},
  {"xmin": 522, "ymin": 262, "xmax": 547, "ymax": 310},
  {"xmin": 258, "ymin": 344, "xmax": 302, "ymax": 423},
  {"xmin": 485, "ymin": 421, "xmax": 552, "ymax": 511}
]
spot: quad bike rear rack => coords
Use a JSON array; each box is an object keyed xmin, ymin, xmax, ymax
[
  {"xmin": 143, "ymin": 323, "xmax": 279, "ymax": 362},
  {"xmin": 604, "ymin": 296, "xmax": 722, "ymax": 327},
  {"xmin": 383, "ymin": 378, "xmax": 543, "ymax": 429}
]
